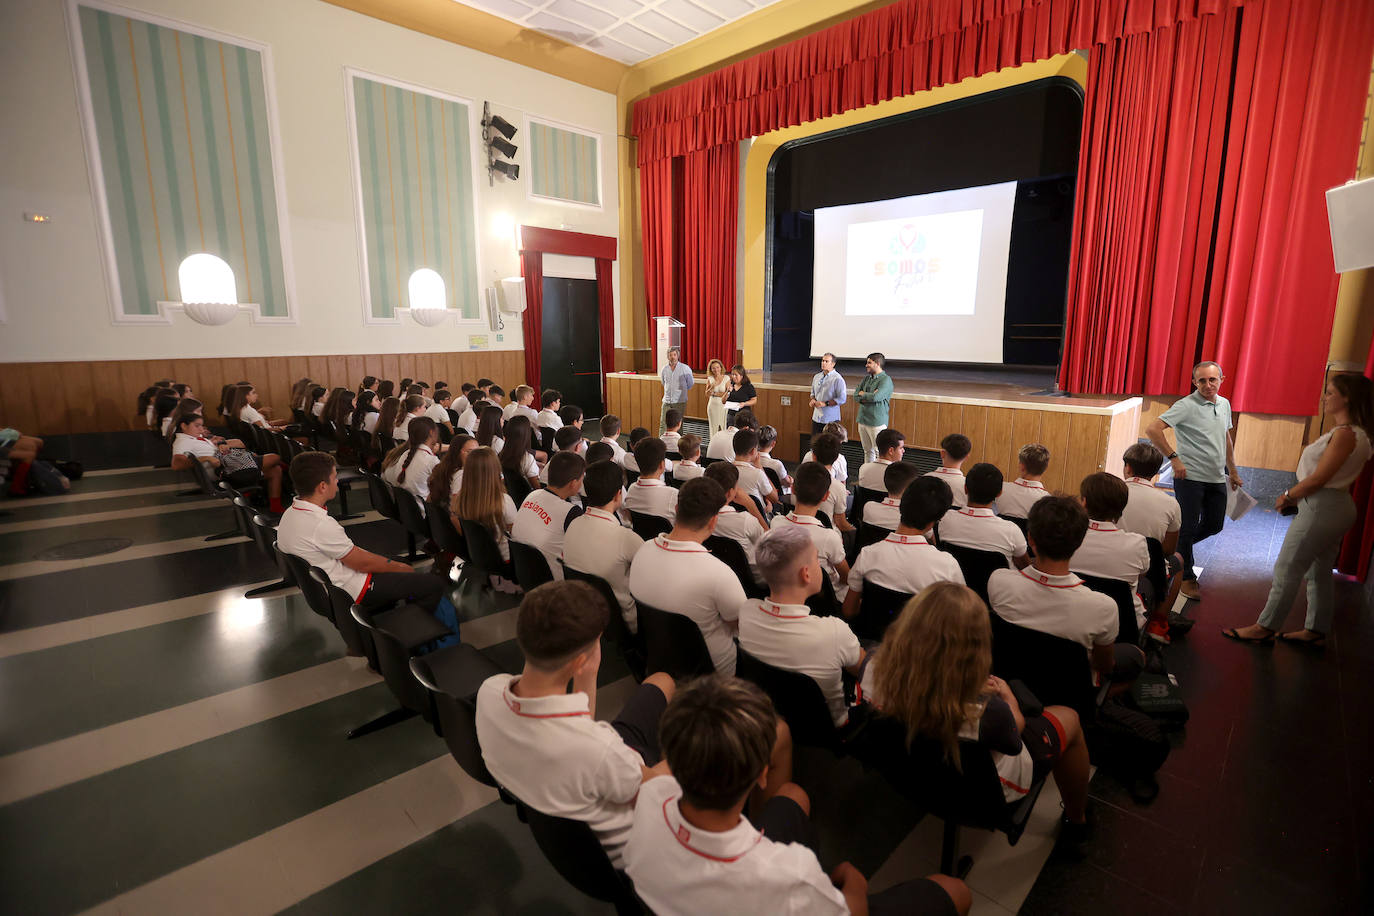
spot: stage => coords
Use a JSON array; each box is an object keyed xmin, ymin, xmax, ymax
[{"xmin": 605, "ymin": 367, "xmax": 1141, "ymax": 495}]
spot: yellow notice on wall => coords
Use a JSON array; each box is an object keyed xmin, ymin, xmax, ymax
[{"xmin": 468, "ymin": 335, "xmax": 489, "ymax": 350}]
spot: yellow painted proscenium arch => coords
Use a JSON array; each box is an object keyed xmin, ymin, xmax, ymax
[{"xmin": 740, "ymin": 53, "xmax": 1088, "ymax": 370}]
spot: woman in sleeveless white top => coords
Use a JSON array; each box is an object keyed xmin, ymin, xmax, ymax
[
  {"xmin": 1224, "ymin": 375, "xmax": 1374, "ymax": 647},
  {"xmin": 705, "ymin": 359, "xmax": 730, "ymax": 436}
]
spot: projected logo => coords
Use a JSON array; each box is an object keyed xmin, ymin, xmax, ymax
[{"xmin": 845, "ymin": 208, "xmax": 984, "ymax": 317}]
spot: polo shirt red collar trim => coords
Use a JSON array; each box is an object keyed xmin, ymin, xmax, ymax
[
  {"xmin": 652, "ymin": 535, "xmax": 707, "ymax": 553},
  {"xmin": 633, "ymin": 478, "xmax": 666, "ymax": 487},
  {"xmin": 879, "ymin": 497, "xmax": 900, "ymax": 507},
  {"xmin": 584, "ymin": 507, "xmax": 620, "ymax": 524},
  {"xmin": 1125, "ymin": 477, "xmax": 1155, "ymax": 486},
  {"xmin": 1019, "ymin": 567, "xmax": 1083, "ymax": 589},
  {"xmin": 417, "ymin": 445, "xmax": 437, "ymax": 457},
  {"xmin": 1011, "ymin": 478, "xmax": 1045, "ymax": 490},
  {"xmin": 884, "ymin": 533, "xmax": 930, "ymax": 546},
  {"xmin": 717, "ymin": 506, "xmax": 736, "ymax": 517},
  {"xmin": 661, "ymin": 794, "xmax": 763, "ymax": 863},
  {"xmin": 932, "ymin": 467, "xmax": 963, "ymax": 477},
  {"xmin": 501, "ymin": 679, "xmax": 591, "ymax": 719},
  {"xmin": 289, "ymin": 498, "xmax": 327, "ymax": 514},
  {"xmin": 1088, "ymin": 520, "xmax": 1120, "ymax": 532},
  {"xmin": 958, "ymin": 507, "xmax": 996, "ymax": 517},
  {"xmin": 785, "ymin": 513, "xmax": 823, "ymax": 527},
  {"xmin": 755, "ymin": 599, "xmax": 810, "ymax": 619}
]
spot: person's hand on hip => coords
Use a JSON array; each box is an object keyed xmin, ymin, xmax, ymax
[{"xmin": 1171, "ymin": 456, "xmax": 1187, "ymax": 480}]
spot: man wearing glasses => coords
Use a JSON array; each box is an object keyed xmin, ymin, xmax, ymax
[{"xmin": 1146, "ymin": 361, "xmax": 1244, "ymax": 600}]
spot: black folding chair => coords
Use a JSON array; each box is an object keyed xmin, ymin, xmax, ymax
[
  {"xmin": 503, "ymin": 468, "xmax": 533, "ymax": 505},
  {"xmin": 1076, "ymin": 573, "xmax": 1141, "ymax": 645},
  {"xmin": 704, "ymin": 535, "xmax": 766, "ymax": 598},
  {"xmin": 635, "ymin": 601, "xmax": 715, "ymax": 678},
  {"xmin": 510, "ymin": 540, "xmax": 555, "ymax": 591},
  {"xmin": 409, "ymin": 643, "xmax": 508, "ymax": 784},
  {"xmin": 735, "ymin": 645, "xmax": 843, "ymax": 752},
  {"xmin": 853, "ymin": 582, "xmax": 914, "ymax": 642},
  {"xmin": 857, "ymin": 522, "xmax": 891, "ymax": 550},
  {"xmin": 347, "ymin": 603, "xmax": 453, "ymax": 738},
  {"xmin": 989, "ymin": 613, "xmax": 1104, "ymax": 723},
  {"xmin": 939, "ymin": 542, "xmax": 1010, "ymax": 605},
  {"xmin": 459, "ymin": 519, "xmax": 517, "ymax": 584},
  {"xmin": 564, "ymin": 564, "xmax": 645, "ymax": 682},
  {"xmin": 628, "ymin": 510, "xmax": 672, "ymax": 540},
  {"xmin": 183, "ymin": 455, "xmax": 250, "ymax": 541},
  {"xmin": 519, "ymin": 804, "xmax": 645, "ymax": 915},
  {"xmin": 805, "ymin": 573, "xmax": 840, "ymax": 618},
  {"xmin": 849, "ymin": 486, "xmax": 885, "ymax": 526},
  {"xmin": 240, "ymin": 504, "xmax": 294, "ymax": 599},
  {"xmin": 390, "ymin": 484, "xmax": 432, "ymax": 563}
]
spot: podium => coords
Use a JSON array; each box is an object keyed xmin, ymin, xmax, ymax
[{"xmin": 652, "ymin": 316, "xmax": 686, "ymax": 374}]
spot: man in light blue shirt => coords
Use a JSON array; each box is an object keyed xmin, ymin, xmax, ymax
[
  {"xmin": 809, "ymin": 353, "xmax": 847, "ymax": 435},
  {"xmin": 1146, "ymin": 360, "xmax": 1243, "ymax": 600},
  {"xmin": 659, "ymin": 347, "xmax": 694, "ymax": 434}
]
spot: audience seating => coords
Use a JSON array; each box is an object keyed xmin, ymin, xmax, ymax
[
  {"xmin": 635, "ymin": 601, "xmax": 714, "ymax": 678},
  {"xmin": 389, "ymin": 485, "xmax": 433, "ymax": 563},
  {"xmin": 183, "ymin": 455, "xmax": 254, "ymax": 542},
  {"xmin": 509, "ymin": 540, "xmax": 555, "ymax": 591},
  {"xmin": 503, "ymin": 468, "xmax": 533, "ymax": 505},
  {"xmin": 238, "ymin": 502, "xmax": 295, "ymax": 599},
  {"xmin": 989, "ymin": 613, "xmax": 1105, "ymax": 723},
  {"xmin": 815, "ymin": 510, "xmax": 834, "ymax": 529},
  {"xmin": 735, "ymin": 645, "xmax": 843, "ymax": 752},
  {"xmin": 1076, "ymin": 574, "xmax": 1141, "ymax": 645},
  {"xmin": 853, "ymin": 582, "xmax": 914, "ymax": 642},
  {"xmin": 538, "ymin": 427, "xmax": 556, "ymax": 454},
  {"xmin": 459, "ymin": 519, "xmax": 518, "ymax": 585},
  {"xmin": 849, "ymin": 486, "xmax": 885, "ymax": 526},
  {"xmin": 1003, "ymin": 515, "xmax": 1029, "ymax": 538},
  {"xmin": 857, "ymin": 522, "xmax": 890, "ymax": 551},
  {"xmin": 426, "ymin": 499, "xmax": 472, "ymax": 585},
  {"xmin": 805, "ymin": 573, "xmax": 839, "ymax": 618},
  {"xmin": 703, "ymin": 535, "xmax": 766, "ymax": 599},
  {"xmin": 1144, "ymin": 537, "xmax": 1168, "ymax": 606},
  {"xmin": 628, "ymin": 511, "xmax": 672, "ymax": 541},
  {"xmin": 762, "ymin": 467, "xmax": 788, "ymax": 506},
  {"xmin": 347, "ymin": 603, "xmax": 453, "ymax": 738},
  {"xmin": 409, "ymin": 643, "xmax": 508, "ymax": 783},
  {"xmin": 938, "ymin": 543, "xmax": 1009, "ymax": 605},
  {"xmin": 563, "ymin": 565, "xmax": 645, "ymax": 682},
  {"xmin": 362, "ymin": 469, "xmax": 415, "ymax": 560},
  {"xmin": 519, "ymin": 804, "xmax": 645, "ymax": 916},
  {"xmin": 278, "ymin": 551, "xmax": 374, "ymax": 663}
]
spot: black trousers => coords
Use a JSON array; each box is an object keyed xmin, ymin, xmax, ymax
[
  {"xmin": 812, "ymin": 421, "xmax": 829, "ymax": 437},
  {"xmin": 1174, "ymin": 479, "xmax": 1227, "ymax": 581},
  {"xmin": 358, "ymin": 571, "xmax": 444, "ymax": 613}
]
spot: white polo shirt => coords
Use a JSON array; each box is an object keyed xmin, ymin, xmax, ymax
[
  {"xmin": 360, "ymin": 411, "xmax": 380, "ymax": 434},
  {"xmin": 502, "ymin": 402, "xmax": 539, "ymax": 423},
  {"xmin": 924, "ymin": 467, "xmax": 967, "ymax": 507},
  {"xmin": 662, "ymin": 430, "xmax": 682, "ymax": 452},
  {"xmin": 769, "ymin": 513, "xmax": 848, "ymax": 600},
  {"xmin": 862, "ymin": 496, "xmax": 901, "ymax": 531},
  {"xmin": 511, "ymin": 488, "xmax": 581, "ymax": 579},
  {"xmin": 857, "ymin": 458, "xmax": 892, "ymax": 491},
  {"xmin": 1071, "ymin": 521, "xmax": 1151, "ymax": 625},
  {"xmin": 564, "ymin": 507, "xmax": 645, "ymax": 632},
  {"xmin": 802, "ymin": 451, "xmax": 848, "ymax": 483},
  {"xmin": 817, "ymin": 474, "xmax": 848, "ymax": 525},
  {"xmin": 996, "ymin": 478, "xmax": 1048, "ymax": 519},
  {"xmin": 987, "ymin": 566, "xmax": 1118, "ymax": 651},
  {"xmin": 623, "ymin": 776, "xmax": 848, "ymax": 916},
  {"xmin": 475, "ymin": 674, "xmax": 645, "ymax": 868},
  {"xmin": 848, "ymin": 532, "xmax": 964, "ymax": 596},
  {"xmin": 275, "ymin": 499, "xmax": 368, "ymax": 600},
  {"xmin": 713, "ymin": 506, "xmax": 766, "ymax": 579},
  {"xmin": 738, "ymin": 599, "xmax": 861, "ymax": 726},
  {"xmin": 706, "ymin": 428, "xmax": 739, "ymax": 462},
  {"xmin": 239, "ymin": 404, "xmax": 267, "ymax": 427},
  {"xmin": 456, "ymin": 405, "xmax": 477, "ymax": 431},
  {"xmin": 938, "ymin": 507, "xmax": 1028, "ymax": 564},
  {"xmin": 673, "ymin": 460, "xmax": 704, "ymax": 481},
  {"xmin": 759, "ymin": 453, "xmax": 787, "ymax": 485},
  {"xmin": 381, "ymin": 444, "xmax": 439, "ymax": 504},
  {"xmin": 424, "ymin": 402, "xmax": 451, "ymax": 426},
  {"xmin": 536, "ymin": 408, "xmax": 563, "ymax": 430},
  {"xmin": 732, "ymin": 460, "xmax": 776, "ymax": 504},
  {"xmin": 600, "ymin": 436, "xmax": 628, "ymax": 466},
  {"xmin": 624, "ymin": 477, "xmax": 678, "ymax": 521},
  {"xmin": 173, "ymin": 433, "xmax": 218, "ymax": 459},
  {"xmin": 628, "ymin": 535, "xmax": 746, "ymax": 675},
  {"xmin": 1120, "ymin": 478, "xmax": 1181, "ymax": 544}
]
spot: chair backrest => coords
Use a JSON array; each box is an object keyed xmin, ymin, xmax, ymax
[
  {"xmin": 628, "ymin": 511, "xmax": 672, "ymax": 541},
  {"xmin": 563, "ymin": 565, "xmax": 645, "ymax": 682},
  {"xmin": 805, "ymin": 573, "xmax": 839, "ymax": 618},
  {"xmin": 762, "ymin": 466, "xmax": 785, "ymax": 499},
  {"xmin": 635, "ymin": 601, "xmax": 715, "ymax": 678},
  {"xmin": 426, "ymin": 500, "xmax": 468, "ymax": 560},
  {"xmin": 279, "ymin": 548, "xmax": 333, "ymax": 621},
  {"xmin": 988, "ymin": 612, "xmax": 1097, "ymax": 722},
  {"xmin": 1143, "ymin": 537, "xmax": 1167, "ymax": 605},
  {"xmin": 734, "ymin": 645, "xmax": 838, "ymax": 750},
  {"xmin": 854, "ymin": 582, "xmax": 914, "ymax": 642},
  {"xmin": 521, "ymin": 804, "xmax": 639, "ymax": 910},
  {"xmin": 348, "ymin": 605, "xmax": 431, "ymax": 715},
  {"xmin": 410, "ymin": 646, "xmax": 503, "ymax": 787},
  {"xmin": 857, "ymin": 522, "xmax": 890, "ymax": 551},
  {"xmin": 184, "ymin": 454, "xmax": 221, "ymax": 496},
  {"xmin": 704, "ymin": 535, "xmax": 764, "ymax": 598},
  {"xmin": 1075, "ymin": 573, "xmax": 1141, "ymax": 645},
  {"xmin": 364, "ymin": 470, "xmax": 400, "ymax": 521},
  {"xmin": 391, "ymin": 484, "xmax": 431, "ymax": 539},
  {"xmin": 311, "ymin": 567, "xmax": 374, "ymax": 661},
  {"xmin": 459, "ymin": 518, "xmax": 509, "ymax": 576},
  {"xmin": 849, "ymin": 486, "xmax": 885, "ymax": 526},
  {"xmin": 538, "ymin": 426, "xmax": 556, "ymax": 454},
  {"xmin": 235, "ymin": 497, "xmax": 271, "ymax": 554},
  {"xmin": 1003, "ymin": 515, "xmax": 1030, "ymax": 538},
  {"xmin": 503, "ymin": 468, "xmax": 533, "ymax": 505},
  {"xmin": 938, "ymin": 542, "xmax": 1009, "ymax": 604},
  {"xmin": 509, "ymin": 539, "xmax": 555, "ymax": 591},
  {"xmin": 815, "ymin": 509, "xmax": 833, "ymax": 529}
]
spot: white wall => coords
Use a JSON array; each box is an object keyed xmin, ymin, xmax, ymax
[{"xmin": 0, "ymin": 0, "xmax": 620, "ymax": 362}]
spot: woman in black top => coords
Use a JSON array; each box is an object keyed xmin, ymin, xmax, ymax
[{"xmin": 725, "ymin": 364, "xmax": 758, "ymax": 414}]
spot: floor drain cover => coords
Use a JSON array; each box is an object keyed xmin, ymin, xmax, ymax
[{"xmin": 35, "ymin": 537, "xmax": 133, "ymax": 561}]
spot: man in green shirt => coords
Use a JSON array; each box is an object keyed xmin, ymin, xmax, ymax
[{"xmin": 854, "ymin": 352, "xmax": 894, "ymax": 464}]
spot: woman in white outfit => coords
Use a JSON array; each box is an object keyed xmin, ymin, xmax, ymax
[
  {"xmin": 705, "ymin": 358, "xmax": 730, "ymax": 436},
  {"xmin": 1224, "ymin": 374, "xmax": 1373, "ymax": 648}
]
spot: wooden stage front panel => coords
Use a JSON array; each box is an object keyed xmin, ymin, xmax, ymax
[{"xmin": 606, "ymin": 372, "xmax": 1141, "ymax": 495}]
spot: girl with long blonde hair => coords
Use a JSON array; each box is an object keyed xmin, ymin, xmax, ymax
[
  {"xmin": 870, "ymin": 583, "xmax": 1092, "ymax": 846},
  {"xmin": 705, "ymin": 358, "xmax": 730, "ymax": 436},
  {"xmin": 451, "ymin": 448, "xmax": 517, "ymax": 562}
]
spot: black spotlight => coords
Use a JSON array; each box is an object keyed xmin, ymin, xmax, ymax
[{"xmin": 482, "ymin": 102, "xmax": 519, "ymax": 185}]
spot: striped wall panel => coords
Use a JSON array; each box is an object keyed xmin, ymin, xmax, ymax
[
  {"xmin": 528, "ymin": 120, "xmax": 600, "ymax": 206},
  {"xmin": 76, "ymin": 5, "xmax": 289, "ymax": 318},
  {"xmin": 351, "ymin": 76, "xmax": 478, "ymax": 320}
]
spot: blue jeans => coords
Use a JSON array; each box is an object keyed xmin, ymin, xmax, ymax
[{"xmin": 1174, "ymin": 478, "xmax": 1227, "ymax": 581}]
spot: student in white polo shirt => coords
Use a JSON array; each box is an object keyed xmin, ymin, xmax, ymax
[
  {"xmin": 277, "ymin": 451, "xmax": 445, "ymax": 613},
  {"xmin": 672, "ymin": 434, "xmax": 705, "ymax": 480},
  {"xmin": 620, "ymin": 427, "xmax": 653, "ymax": 474},
  {"xmin": 624, "ymin": 437, "xmax": 678, "ymax": 522},
  {"xmin": 536, "ymin": 389, "xmax": 563, "ymax": 430},
  {"xmin": 938, "ymin": 463, "xmax": 1030, "ymax": 568},
  {"xmin": 806, "ymin": 433, "xmax": 853, "ymax": 532},
  {"xmin": 858, "ymin": 428, "xmax": 905, "ymax": 491},
  {"xmin": 475, "ymin": 581, "xmax": 676, "ymax": 868},
  {"xmin": 628, "ymin": 477, "xmax": 747, "ymax": 675},
  {"xmin": 772, "ymin": 463, "xmax": 850, "ymax": 602},
  {"xmin": 842, "ymin": 476, "xmax": 965, "ymax": 620},
  {"xmin": 703, "ymin": 462, "xmax": 769, "ymax": 581},
  {"xmin": 624, "ymin": 676, "xmax": 970, "ymax": 916},
  {"xmin": 540, "ymin": 425, "xmax": 587, "ymax": 486},
  {"xmin": 756, "ymin": 426, "xmax": 791, "ymax": 496},
  {"xmin": 424, "ymin": 389, "xmax": 455, "ymax": 436},
  {"xmin": 564, "ymin": 460, "xmax": 645, "ymax": 633},
  {"xmin": 661, "ymin": 409, "xmax": 684, "ymax": 453},
  {"xmin": 924, "ymin": 433, "xmax": 971, "ymax": 508},
  {"xmin": 739, "ymin": 525, "xmax": 865, "ymax": 728},
  {"xmin": 987, "ymin": 496, "xmax": 1145, "ymax": 683},
  {"xmin": 1119, "ymin": 443, "xmax": 1182, "ymax": 554},
  {"xmin": 864, "ymin": 460, "xmax": 919, "ymax": 531},
  {"xmin": 1070, "ymin": 472, "xmax": 1158, "ymax": 641},
  {"xmin": 598, "ymin": 415, "xmax": 627, "ymax": 465},
  {"xmin": 558, "ymin": 403, "xmax": 584, "ymax": 431},
  {"xmin": 731, "ymin": 428, "xmax": 779, "ymax": 512},
  {"xmin": 801, "ymin": 421, "xmax": 851, "ymax": 484},
  {"xmin": 511, "ymin": 452, "xmax": 586, "ymax": 580},
  {"xmin": 706, "ymin": 410, "xmax": 756, "ymax": 462},
  {"xmin": 380, "ymin": 417, "xmax": 441, "ymax": 506},
  {"xmin": 394, "ymin": 395, "xmax": 426, "ymax": 443},
  {"xmin": 997, "ymin": 443, "xmax": 1051, "ymax": 520}
]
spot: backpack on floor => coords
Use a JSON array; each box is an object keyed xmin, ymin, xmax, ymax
[
  {"xmin": 26, "ymin": 460, "xmax": 70, "ymax": 495},
  {"xmin": 1129, "ymin": 672, "xmax": 1190, "ymax": 726},
  {"xmin": 53, "ymin": 460, "xmax": 84, "ymax": 481},
  {"xmin": 1087, "ymin": 696, "xmax": 1171, "ymax": 781}
]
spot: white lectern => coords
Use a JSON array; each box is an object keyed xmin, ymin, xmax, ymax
[{"xmin": 652, "ymin": 316, "xmax": 686, "ymax": 374}]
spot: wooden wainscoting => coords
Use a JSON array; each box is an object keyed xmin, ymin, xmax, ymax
[{"xmin": 0, "ymin": 350, "xmax": 525, "ymax": 436}]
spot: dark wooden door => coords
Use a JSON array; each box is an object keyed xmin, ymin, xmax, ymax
[{"xmin": 541, "ymin": 277, "xmax": 604, "ymax": 417}]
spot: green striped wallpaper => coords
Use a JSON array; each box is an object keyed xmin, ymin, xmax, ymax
[
  {"xmin": 77, "ymin": 5, "xmax": 289, "ymax": 318},
  {"xmin": 529, "ymin": 120, "xmax": 600, "ymax": 207},
  {"xmin": 351, "ymin": 76, "xmax": 478, "ymax": 320}
]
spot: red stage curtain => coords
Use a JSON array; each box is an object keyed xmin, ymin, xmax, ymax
[
  {"xmin": 639, "ymin": 158, "xmax": 675, "ymax": 344},
  {"xmin": 594, "ymin": 257, "xmax": 616, "ymax": 400},
  {"xmin": 677, "ymin": 145, "xmax": 739, "ymax": 369},
  {"xmin": 519, "ymin": 250, "xmax": 543, "ymax": 392}
]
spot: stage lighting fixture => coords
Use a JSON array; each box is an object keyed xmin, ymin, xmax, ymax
[
  {"xmin": 490, "ymin": 135, "xmax": 517, "ymax": 159},
  {"xmin": 488, "ymin": 114, "xmax": 517, "ymax": 141},
  {"xmin": 482, "ymin": 101, "xmax": 519, "ymax": 185},
  {"xmin": 492, "ymin": 160, "xmax": 519, "ymax": 180}
]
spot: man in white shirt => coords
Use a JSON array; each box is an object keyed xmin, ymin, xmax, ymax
[
  {"xmin": 842, "ymin": 476, "xmax": 964, "ymax": 619},
  {"xmin": 740, "ymin": 525, "xmax": 864, "ymax": 727},
  {"xmin": 623, "ymin": 438, "xmax": 679, "ymax": 522},
  {"xmin": 1071, "ymin": 472, "xmax": 1158, "ymax": 641},
  {"xmin": 988, "ymin": 496, "xmax": 1144, "ymax": 683},
  {"xmin": 598, "ymin": 415, "xmax": 627, "ymax": 466},
  {"xmin": 924, "ymin": 433, "xmax": 971, "ymax": 508},
  {"xmin": 808, "ymin": 352, "xmax": 847, "ymax": 436},
  {"xmin": 863, "ymin": 461, "xmax": 918, "ymax": 531},
  {"xmin": 857, "ymin": 428, "xmax": 905, "ymax": 491},
  {"xmin": 673, "ymin": 434, "xmax": 705, "ymax": 480},
  {"xmin": 659, "ymin": 346, "xmax": 694, "ymax": 435},
  {"xmin": 511, "ymin": 452, "xmax": 586, "ymax": 580},
  {"xmin": 536, "ymin": 389, "xmax": 563, "ymax": 430},
  {"xmin": 1119, "ymin": 443, "xmax": 1182, "ymax": 553},
  {"xmin": 730, "ymin": 428, "xmax": 779, "ymax": 512},
  {"xmin": 997, "ymin": 443, "xmax": 1051, "ymax": 519},
  {"xmin": 425, "ymin": 390, "xmax": 455, "ymax": 436},
  {"xmin": 629, "ymin": 478, "xmax": 748, "ymax": 675},
  {"xmin": 564, "ymin": 460, "xmax": 645, "ymax": 632},
  {"xmin": 476, "ymin": 581, "xmax": 676, "ymax": 868},
  {"xmin": 703, "ymin": 462, "xmax": 769, "ymax": 581},
  {"xmin": 938, "ymin": 463, "xmax": 1030, "ymax": 568},
  {"xmin": 276, "ymin": 451, "xmax": 444, "ymax": 613},
  {"xmin": 771, "ymin": 463, "xmax": 852, "ymax": 602}
]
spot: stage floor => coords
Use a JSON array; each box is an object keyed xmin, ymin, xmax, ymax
[{"xmin": 766, "ymin": 361, "xmax": 1111, "ymax": 408}]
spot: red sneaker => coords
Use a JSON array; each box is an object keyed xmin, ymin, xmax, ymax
[{"xmin": 1145, "ymin": 618, "xmax": 1171, "ymax": 645}]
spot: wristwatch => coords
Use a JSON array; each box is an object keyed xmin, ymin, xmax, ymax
[{"xmin": 1167, "ymin": 452, "xmax": 1178, "ymax": 461}]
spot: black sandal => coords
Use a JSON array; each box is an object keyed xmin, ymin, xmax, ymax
[
  {"xmin": 1277, "ymin": 630, "xmax": 1326, "ymax": 649},
  {"xmin": 1221, "ymin": 627, "xmax": 1275, "ymax": 645}
]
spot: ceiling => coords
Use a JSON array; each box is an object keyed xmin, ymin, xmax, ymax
[{"xmin": 452, "ymin": 0, "xmax": 785, "ymax": 65}]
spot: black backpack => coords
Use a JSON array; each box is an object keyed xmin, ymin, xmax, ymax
[{"xmin": 1087, "ymin": 696, "xmax": 1171, "ymax": 786}]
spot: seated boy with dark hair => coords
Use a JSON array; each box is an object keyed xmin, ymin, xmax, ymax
[
  {"xmin": 564, "ymin": 460, "xmax": 644, "ymax": 632},
  {"xmin": 842, "ymin": 477, "xmax": 964, "ymax": 619},
  {"xmin": 558, "ymin": 403, "xmax": 584, "ymax": 429},
  {"xmin": 622, "ymin": 427, "xmax": 654, "ymax": 473},
  {"xmin": 857, "ymin": 428, "xmax": 906, "ymax": 491},
  {"xmin": 511, "ymin": 451, "xmax": 586, "ymax": 579},
  {"xmin": 585, "ymin": 440, "xmax": 616, "ymax": 465},
  {"xmin": 673, "ymin": 433, "xmax": 704, "ymax": 480},
  {"xmin": 540, "ymin": 424, "xmax": 588, "ymax": 485},
  {"xmin": 704, "ymin": 461, "xmax": 768, "ymax": 580},
  {"xmin": 599, "ymin": 415, "xmax": 626, "ymax": 465},
  {"xmin": 536, "ymin": 389, "xmax": 563, "ymax": 430},
  {"xmin": 1071, "ymin": 471, "xmax": 1162, "ymax": 642},
  {"xmin": 624, "ymin": 436, "xmax": 678, "ymax": 521},
  {"xmin": 624, "ymin": 675, "xmax": 970, "ymax": 916},
  {"xmin": 806, "ymin": 432, "xmax": 853, "ymax": 532},
  {"xmin": 998, "ymin": 443, "xmax": 1051, "ymax": 519},
  {"xmin": 731, "ymin": 428, "xmax": 779, "ymax": 512},
  {"xmin": 662, "ymin": 409, "xmax": 684, "ymax": 453},
  {"xmin": 477, "ymin": 581, "xmax": 675, "ymax": 868},
  {"xmin": 924, "ymin": 433, "xmax": 971, "ymax": 507},
  {"xmin": 771, "ymin": 462, "xmax": 850, "ymax": 602},
  {"xmin": 863, "ymin": 460, "xmax": 918, "ymax": 531},
  {"xmin": 1119, "ymin": 442, "xmax": 1181, "ymax": 555},
  {"xmin": 938, "ymin": 462, "xmax": 1030, "ymax": 568}
]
